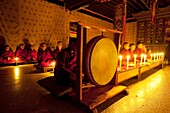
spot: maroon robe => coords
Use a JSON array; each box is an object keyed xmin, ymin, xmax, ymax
[
  {"xmin": 134, "ymin": 48, "xmax": 144, "ymax": 60},
  {"xmin": 129, "ymin": 49, "xmax": 135, "ymax": 62},
  {"xmin": 120, "ymin": 48, "xmax": 130, "ymax": 60},
  {"xmin": 28, "ymin": 49, "xmax": 37, "ymax": 61},
  {"xmin": 37, "ymin": 50, "xmax": 53, "ymax": 70},
  {"xmin": 54, "ymin": 48, "xmax": 77, "ymax": 86},
  {"xmin": 15, "ymin": 48, "xmax": 29, "ymax": 62},
  {"xmin": 50, "ymin": 48, "xmax": 62, "ymax": 59},
  {"xmin": 0, "ymin": 50, "xmax": 15, "ymax": 63}
]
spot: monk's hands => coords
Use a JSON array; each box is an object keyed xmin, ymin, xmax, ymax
[{"xmin": 8, "ymin": 57, "xmax": 11, "ymax": 60}]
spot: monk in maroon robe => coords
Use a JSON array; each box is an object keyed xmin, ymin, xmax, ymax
[
  {"xmin": 119, "ymin": 42, "xmax": 130, "ymax": 66},
  {"xmin": 54, "ymin": 41, "xmax": 76, "ymax": 87},
  {"xmin": 0, "ymin": 45, "xmax": 15, "ymax": 64},
  {"xmin": 134, "ymin": 41, "xmax": 145, "ymax": 60},
  {"xmin": 147, "ymin": 49, "xmax": 152, "ymax": 59},
  {"xmin": 15, "ymin": 43, "xmax": 29, "ymax": 62},
  {"xmin": 28, "ymin": 45, "xmax": 37, "ymax": 61},
  {"xmin": 37, "ymin": 43, "xmax": 54, "ymax": 71},
  {"xmin": 129, "ymin": 43, "xmax": 136, "ymax": 62},
  {"xmin": 51, "ymin": 41, "xmax": 63, "ymax": 59}
]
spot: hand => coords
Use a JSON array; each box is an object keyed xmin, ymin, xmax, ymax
[{"xmin": 8, "ymin": 57, "xmax": 11, "ymax": 60}]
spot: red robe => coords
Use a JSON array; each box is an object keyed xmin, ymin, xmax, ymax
[
  {"xmin": 134, "ymin": 48, "xmax": 144, "ymax": 60},
  {"xmin": 0, "ymin": 50, "xmax": 15, "ymax": 63},
  {"xmin": 28, "ymin": 49, "xmax": 37, "ymax": 61},
  {"xmin": 15, "ymin": 48, "xmax": 29, "ymax": 62},
  {"xmin": 50, "ymin": 48, "xmax": 62, "ymax": 59},
  {"xmin": 37, "ymin": 50, "xmax": 53, "ymax": 70},
  {"xmin": 129, "ymin": 49, "xmax": 135, "ymax": 62},
  {"xmin": 54, "ymin": 48, "xmax": 77, "ymax": 86},
  {"xmin": 120, "ymin": 48, "xmax": 130, "ymax": 60}
]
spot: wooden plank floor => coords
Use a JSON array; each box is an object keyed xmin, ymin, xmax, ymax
[{"xmin": 0, "ymin": 64, "xmax": 170, "ymax": 113}]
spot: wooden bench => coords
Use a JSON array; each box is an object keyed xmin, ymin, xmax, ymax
[
  {"xmin": 34, "ymin": 63, "xmax": 54, "ymax": 73},
  {"xmin": 43, "ymin": 66, "xmax": 54, "ymax": 73}
]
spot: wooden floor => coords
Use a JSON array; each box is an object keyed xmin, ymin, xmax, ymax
[{"xmin": 0, "ymin": 64, "xmax": 170, "ymax": 113}]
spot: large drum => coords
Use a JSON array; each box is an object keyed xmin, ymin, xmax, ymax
[{"xmin": 84, "ymin": 36, "xmax": 118, "ymax": 86}]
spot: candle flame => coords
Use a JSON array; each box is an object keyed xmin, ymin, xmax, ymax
[
  {"xmin": 126, "ymin": 55, "xmax": 130, "ymax": 59},
  {"xmin": 15, "ymin": 57, "xmax": 19, "ymax": 61},
  {"xmin": 51, "ymin": 61, "xmax": 56, "ymax": 66},
  {"xmin": 119, "ymin": 55, "xmax": 123, "ymax": 59},
  {"xmin": 134, "ymin": 54, "xmax": 137, "ymax": 58}
]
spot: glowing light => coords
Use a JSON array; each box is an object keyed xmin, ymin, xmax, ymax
[
  {"xmin": 150, "ymin": 54, "xmax": 153, "ymax": 60},
  {"xmin": 140, "ymin": 54, "xmax": 144, "ymax": 65},
  {"xmin": 134, "ymin": 54, "xmax": 137, "ymax": 67},
  {"xmin": 126, "ymin": 55, "xmax": 130, "ymax": 70},
  {"xmin": 15, "ymin": 57, "xmax": 19, "ymax": 61},
  {"xmin": 14, "ymin": 67, "xmax": 19, "ymax": 80},
  {"xmin": 84, "ymin": 26, "xmax": 91, "ymax": 29},
  {"xmin": 119, "ymin": 55, "xmax": 123, "ymax": 69},
  {"xmin": 154, "ymin": 54, "xmax": 156, "ymax": 62},
  {"xmin": 143, "ymin": 54, "xmax": 147, "ymax": 65},
  {"xmin": 51, "ymin": 61, "xmax": 56, "ymax": 67}
]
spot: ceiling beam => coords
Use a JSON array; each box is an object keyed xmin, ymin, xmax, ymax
[
  {"xmin": 65, "ymin": 0, "xmax": 94, "ymax": 10},
  {"xmin": 127, "ymin": 0, "xmax": 141, "ymax": 11}
]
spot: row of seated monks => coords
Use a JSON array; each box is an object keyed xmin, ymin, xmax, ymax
[
  {"xmin": 0, "ymin": 41, "xmax": 63, "ymax": 70},
  {"xmin": 119, "ymin": 41, "xmax": 152, "ymax": 65}
]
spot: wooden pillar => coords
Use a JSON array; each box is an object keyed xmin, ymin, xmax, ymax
[
  {"xmin": 122, "ymin": 0, "xmax": 127, "ymax": 44},
  {"xmin": 82, "ymin": 28, "xmax": 87, "ymax": 74},
  {"xmin": 76, "ymin": 24, "xmax": 83, "ymax": 101},
  {"xmin": 114, "ymin": 33, "xmax": 121, "ymax": 85}
]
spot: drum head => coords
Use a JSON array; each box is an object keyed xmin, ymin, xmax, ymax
[{"xmin": 84, "ymin": 36, "xmax": 118, "ymax": 86}]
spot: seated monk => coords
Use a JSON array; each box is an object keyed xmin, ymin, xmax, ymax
[
  {"xmin": 142, "ymin": 44, "xmax": 147, "ymax": 54},
  {"xmin": 119, "ymin": 42, "xmax": 130, "ymax": 66},
  {"xmin": 52, "ymin": 41, "xmax": 63, "ymax": 60},
  {"xmin": 54, "ymin": 40, "xmax": 76, "ymax": 88},
  {"xmin": 28, "ymin": 45, "xmax": 37, "ymax": 61},
  {"xmin": 129, "ymin": 43, "xmax": 136, "ymax": 62},
  {"xmin": 15, "ymin": 43, "xmax": 29, "ymax": 62},
  {"xmin": 147, "ymin": 49, "xmax": 152, "ymax": 60},
  {"xmin": 134, "ymin": 41, "xmax": 145, "ymax": 60},
  {"xmin": 37, "ymin": 43, "xmax": 54, "ymax": 71},
  {"xmin": 49, "ymin": 46, "xmax": 55, "ymax": 59},
  {"xmin": 0, "ymin": 45, "xmax": 15, "ymax": 64}
]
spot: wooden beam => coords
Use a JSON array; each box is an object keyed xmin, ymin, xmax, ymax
[
  {"xmin": 76, "ymin": 24, "xmax": 84, "ymax": 101},
  {"xmin": 82, "ymin": 8, "xmax": 114, "ymax": 22},
  {"xmin": 127, "ymin": 0, "xmax": 141, "ymax": 11},
  {"xmin": 140, "ymin": 0, "xmax": 150, "ymax": 9},
  {"xmin": 78, "ymin": 22, "xmax": 122, "ymax": 34},
  {"xmin": 122, "ymin": 0, "xmax": 127, "ymax": 44},
  {"xmin": 66, "ymin": 0, "xmax": 94, "ymax": 10}
]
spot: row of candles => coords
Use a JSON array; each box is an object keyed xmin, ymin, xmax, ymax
[
  {"xmin": 119, "ymin": 53, "xmax": 164, "ymax": 70},
  {"xmin": 14, "ymin": 57, "xmax": 56, "ymax": 67}
]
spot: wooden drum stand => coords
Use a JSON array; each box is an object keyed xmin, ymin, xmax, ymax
[{"xmin": 37, "ymin": 22, "xmax": 128, "ymax": 113}]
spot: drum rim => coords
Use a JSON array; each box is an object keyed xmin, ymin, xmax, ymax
[{"xmin": 84, "ymin": 35, "xmax": 117, "ymax": 86}]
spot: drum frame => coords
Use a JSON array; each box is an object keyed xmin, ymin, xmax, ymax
[{"xmin": 74, "ymin": 22, "xmax": 128, "ymax": 111}]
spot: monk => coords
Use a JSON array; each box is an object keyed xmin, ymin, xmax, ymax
[
  {"xmin": 37, "ymin": 43, "xmax": 53, "ymax": 71},
  {"xmin": 0, "ymin": 45, "xmax": 15, "ymax": 64},
  {"xmin": 119, "ymin": 42, "xmax": 130, "ymax": 66},
  {"xmin": 15, "ymin": 43, "xmax": 29, "ymax": 62},
  {"xmin": 54, "ymin": 40, "xmax": 76, "ymax": 88},
  {"xmin": 142, "ymin": 45, "xmax": 147, "ymax": 53},
  {"xmin": 52, "ymin": 41, "xmax": 63, "ymax": 60},
  {"xmin": 147, "ymin": 49, "xmax": 152, "ymax": 60},
  {"xmin": 134, "ymin": 41, "xmax": 144, "ymax": 60},
  {"xmin": 49, "ymin": 46, "xmax": 55, "ymax": 59},
  {"xmin": 129, "ymin": 43, "xmax": 136, "ymax": 62},
  {"xmin": 28, "ymin": 45, "xmax": 37, "ymax": 61}
]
